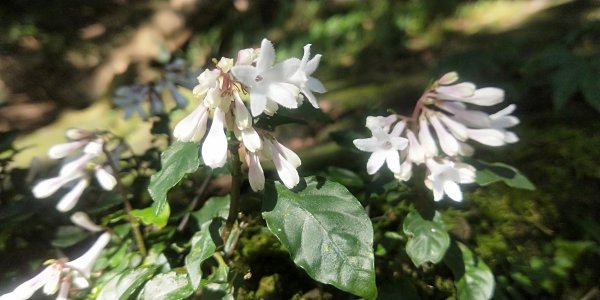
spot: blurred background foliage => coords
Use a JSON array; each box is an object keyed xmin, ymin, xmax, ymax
[{"xmin": 1, "ymin": 0, "xmax": 600, "ymax": 299}]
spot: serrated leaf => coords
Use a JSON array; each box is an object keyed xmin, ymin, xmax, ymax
[
  {"xmin": 148, "ymin": 141, "xmax": 200, "ymax": 214},
  {"xmin": 130, "ymin": 203, "xmax": 170, "ymax": 228},
  {"xmin": 97, "ymin": 267, "xmax": 157, "ymax": 300},
  {"xmin": 472, "ymin": 160, "xmax": 535, "ymax": 190},
  {"xmin": 403, "ymin": 211, "xmax": 450, "ymax": 266},
  {"xmin": 185, "ymin": 219, "xmax": 222, "ymax": 290},
  {"xmin": 137, "ymin": 272, "xmax": 193, "ymax": 300},
  {"xmin": 190, "ymin": 195, "xmax": 230, "ymax": 226},
  {"xmin": 262, "ymin": 176, "xmax": 377, "ymax": 299},
  {"xmin": 444, "ymin": 242, "xmax": 495, "ymax": 300}
]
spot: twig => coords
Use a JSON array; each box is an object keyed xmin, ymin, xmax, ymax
[
  {"xmin": 221, "ymin": 140, "xmax": 242, "ymax": 243},
  {"xmin": 102, "ymin": 142, "xmax": 147, "ymax": 257},
  {"xmin": 177, "ymin": 174, "xmax": 212, "ymax": 232}
]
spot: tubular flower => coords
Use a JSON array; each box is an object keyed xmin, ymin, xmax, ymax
[
  {"xmin": 0, "ymin": 233, "xmax": 111, "ymax": 300},
  {"xmin": 172, "ymin": 38, "xmax": 325, "ymax": 190},
  {"xmin": 354, "ymin": 72, "xmax": 520, "ymax": 201},
  {"xmin": 32, "ymin": 130, "xmax": 119, "ymax": 212}
]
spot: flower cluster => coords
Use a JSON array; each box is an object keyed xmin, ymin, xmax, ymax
[
  {"xmin": 32, "ymin": 129, "xmax": 118, "ymax": 212},
  {"xmin": 354, "ymin": 72, "xmax": 519, "ymax": 201},
  {"xmin": 113, "ymin": 59, "xmax": 196, "ymax": 119},
  {"xmin": 173, "ymin": 39, "xmax": 326, "ymax": 191},
  {"xmin": 0, "ymin": 231, "xmax": 111, "ymax": 300}
]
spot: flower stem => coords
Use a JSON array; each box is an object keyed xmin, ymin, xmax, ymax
[
  {"xmin": 102, "ymin": 143, "xmax": 147, "ymax": 257},
  {"xmin": 222, "ymin": 139, "xmax": 242, "ymax": 243}
]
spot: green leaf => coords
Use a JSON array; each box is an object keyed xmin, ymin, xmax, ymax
[
  {"xmin": 190, "ymin": 195, "xmax": 230, "ymax": 226},
  {"xmin": 185, "ymin": 219, "xmax": 221, "ymax": 290},
  {"xmin": 550, "ymin": 65, "xmax": 580, "ymax": 111},
  {"xmin": 262, "ymin": 176, "xmax": 377, "ymax": 300},
  {"xmin": 581, "ymin": 68, "xmax": 600, "ymax": 113},
  {"xmin": 322, "ymin": 166, "xmax": 364, "ymax": 188},
  {"xmin": 97, "ymin": 267, "xmax": 157, "ymax": 300},
  {"xmin": 403, "ymin": 211, "xmax": 450, "ymax": 266},
  {"xmin": 199, "ymin": 254, "xmax": 232, "ymax": 299},
  {"xmin": 444, "ymin": 242, "xmax": 495, "ymax": 300},
  {"xmin": 472, "ymin": 160, "xmax": 535, "ymax": 190},
  {"xmin": 148, "ymin": 141, "xmax": 200, "ymax": 214},
  {"xmin": 131, "ymin": 203, "xmax": 171, "ymax": 228},
  {"xmin": 51, "ymin": 226, "xmax": 89, "ymax": 248},
  {"xmin": 137, "ymin": 272, "xmax": 194, "ymax": 300}
]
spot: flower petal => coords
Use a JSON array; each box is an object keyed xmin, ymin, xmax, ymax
[
  {"xmin": 246, "ymin": 152, "xmax": 265, "ymax": 192},
  {"xmin": 353, "ymin": 137, "xmax": 379, "ymax": 152},
  {"xmin": 230, "ymin": 65, "xmax": 258, "ymax": 87},
  {"xmin": 443, "ymin": 180, "xmax": 463, "ymax": 202},
  {"xmin": 257, "ymin": 39, "xmax": 276, "ymax": 72},
  {"xmin": 466, "ymin": 128, "xmax": 506, "ymax": 146},
  {"xmin": 275, "ymin": 141, "xmax": 301, "ymax": 168},
  {"xmin": 418, "ymin": 118, "xmax": 438, "ymax": 157},
  {"xmin": 48, "ymin": 141, "xmax": 86, "ymax": 159},
  {"xmin": 67, "ymin": 232, "xmax": 112, "ymax": 284},
  {"xmin": 201, "ymin": 108, "xmax": 228, "ymax": 168},
  {"xmin": 56, "ymin": 178, "xmax": 89, "ymax": 212},
  {"xmin": 430, "ymin": 114, "xmax": 459, "ymax": 156},
  {"xmin": 70, "ymin": 212, "xmax": 103, "ymax": 233},
  {"xmin": 406, "ymin": 130, "xmax": 425, "ymax": 164},
  {"xmin": 241, "ymin": 127, "xmax": 262, "ymax": 152},
  {"xmin": 266, "ymin": 82, "xmax": 299, "ymax": 109},
  {"xmin": 250, "ymin": 92, "xmax": 267, "ymax": 117},
  {"xmin": 366, "ymin": 150, "xmax": 387, "ymax": 175},
  {"xmin": 385, "ymin": 150, "xmax": 401, "ymax": 173},
  {"xmin": 94, "ymin": 166, "xmax": 116, "ymax": 191},
  {"xmin": 173, "ymin": 104, "xmax": 209, "ymax": 142},
  {"xmin": 233, "ymin": 92, "xmax": 251, "ymax": 129}
]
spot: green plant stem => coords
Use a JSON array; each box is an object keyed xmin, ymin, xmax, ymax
[
  {"xmin": 102, "ymin": 144, "xmax": 147, "ymax": 257},
  {"xmin": 222, "ymin": 140, "xmax": 242, "ymax": 243}
]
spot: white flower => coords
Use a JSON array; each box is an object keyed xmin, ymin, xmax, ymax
[
  {"xmin": 246, "ymin": 151, "xmax": 265, "ymax": 191},
  {"xmin": 173, "ymin": 102, "xmax": 209, "ymax": 142},
  {"xmin": 201, "ymin": 107, "xmax": 228, "ymax": 168},
  {"xmin": 216, "ymin": 57, "xmax": 234, "ymax": 73},
  {"xmin": 418, "ymin": 117, "xmax": 438, "ymax": 158},
  {"xmin": 490, "ymin": 104, "xmax": 520, "ymax": 143},
  {"xmin": 236, "ymin": 48, "xmax": 259, "ymax": 65},
  {"xmin": 287, "ymin": 44, "xmax": 326, "ymax": 108},
  {"xmin": 231, "ymin": 39, "xmax": 300, "ymax": 116},
  {"xmin": 394, "ymin": 160, "xmax": 413, "ymax": 182},
  {"xmin": 429, "ymin": 114, "xmax": 459, "ymax": 156},
  {"xmin": 32, "ymin": 170, "xmax": 84, "ymax": 199},
  {"xmin": 436, "ymin": 82, "xmax": 504, "ymax": 106},
  {"xmin": 0, "ymin": 233, "xmax": 111, "ymax": 300},
  {"xmin": 70, "ymin": 212, "xmax": 103, "ymax": 233},
  {"xmin": 94, "ymin": 166, "xmax": 117, "ymax": 191},
  {"xmin": 192, "ymin": 69, "xmax": 220, "ymax": 99},
  {"xmin": 0, "ymin": 265, "xmax": 62, "ymax": 300},
  {"xmin": 47, "ymin": 141, "xmax": 87, "ymax": 159},
  {"xmin": 56, "ymin": 178, "xmax": 89, "ymax": 212},
  {"xmin": 353, "ymin": 128, "xmax": 408, "ymax": 175},
  {"xmin": 406, "ymin": 129, "xmax": 425, "ymax": 164},
  {"xmin": 59, "ymin": 154, "xmax": 94, "ymax": 178},
  {"xmin": 264, "ymin": 138, "xmax": 301, "ymax": 189},
  {"xmin": 66, "ymin": 232, "xmax": 112, "ymax": 288},
  {"xmin": 425, "ymin": 159, "xmax": 475, "ymax": 202},
  {"xmin": 366, "ymin": 115, "xmax": 397, "ymax": 133}
]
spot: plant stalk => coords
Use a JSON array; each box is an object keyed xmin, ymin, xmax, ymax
[
  {"xmin": 222, "ymin": 139, "xmax": 242, "ymax": 242},
  {"xmin": 102, "ymin": 143, "xmax": 147, "ymax": 257}
]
